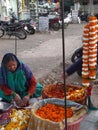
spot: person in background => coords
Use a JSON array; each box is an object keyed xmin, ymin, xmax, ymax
[
  {"xmin": 0, "ymin": 53, "xmax": 43, "ymax": 107},
  {"xmin": 65, "ymin": 57, "xmax": 82, "ymax": 78}
]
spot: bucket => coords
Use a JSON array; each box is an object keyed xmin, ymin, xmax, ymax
[
  {"xmin": 88, "ymin": 96, "xmax": 98, "ymax": 110},
  {"xmin": 67, "ymin": 116, "xmax": 85, "ymax": 130}
]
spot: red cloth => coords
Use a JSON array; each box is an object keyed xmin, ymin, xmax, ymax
[
  {"xmin": 28, "ymin": 76, "xmax": 37, "ymax": 96},
  {"xmin": 0, "ymin": 85, "xmax": 13, "ymax": 95},
  {"xmin": 87, "ymin": 86, "xmax": 92, "ymax": 96}
]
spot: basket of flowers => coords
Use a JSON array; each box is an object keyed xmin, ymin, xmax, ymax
[
  {"xmin": 28, "ymin": 98, "xmax": 87, "ymax": 130},
  {"xmin": 42, "ymin": 82, "xmax": 87, "ymax": 105}
]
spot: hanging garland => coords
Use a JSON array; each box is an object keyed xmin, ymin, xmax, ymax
[{"xmin": 82, "ymin": 16, "xmax": 98, "ymax": 87}]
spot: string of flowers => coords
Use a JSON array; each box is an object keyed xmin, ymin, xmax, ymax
[{"xmin": 82, "ymin": 16, "xmax": 98, "ymax": 87}]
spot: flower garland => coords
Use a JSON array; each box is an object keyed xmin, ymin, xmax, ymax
[{"xmin": 82, "ymin": 16, "xmax": 98, "ymax": 87}]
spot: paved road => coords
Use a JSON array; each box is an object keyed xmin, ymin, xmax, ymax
[{"xmin": 0, "ymin": 23, "xmax": 85, "ymax": 80}]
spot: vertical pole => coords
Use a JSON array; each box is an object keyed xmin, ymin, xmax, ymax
[
  {"xmin": 61, "ymin": 0, "xmax": 67, "ymax": 129},
  {"xmin": 36, "ymin": 0, "xmax": 39, "ymax": 31},
  {"xmin": 15, "ymin": 0, "xmax": 19, "ymax": 56}
]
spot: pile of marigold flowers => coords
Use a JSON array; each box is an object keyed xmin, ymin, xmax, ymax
[
  {"xmin": 0, "ymin": 108, "xmax": 30, "ymax": 130},
  {"xmin": 36, "ymin": 103, "xmax": 73, "ymax": 122}
]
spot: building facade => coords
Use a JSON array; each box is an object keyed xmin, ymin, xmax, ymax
[
  {"xmin": 73, "ymin": 0, "xmax": 98, "ymax": 14},
  {"xmin": 0, "ymin": 0, "xmax": 31, "ymax": 20},
  {"xmin": 0, "ymin": 0, "xmax": 98, "ymax": 21}
]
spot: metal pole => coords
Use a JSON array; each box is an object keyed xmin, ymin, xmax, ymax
[
  {"xmin": 36, "ymin": 0, "xmax": 39, "ymax": 31},
  {"xmin": 14, "ymin": 0, "xmax": 19, "ymax": 56},
  {"xmin": 61, "ymin": 0, "xmax": 67, "ymax": 129}
]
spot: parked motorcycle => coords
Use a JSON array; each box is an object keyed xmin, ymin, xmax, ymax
[
  {"xmin": 71, "ymin": 46, "xmax": 83, "ymax": 76},
  {"xmin": 49, "ymin": 18, "xmax": 60, "ymax": 31},
  {"xmin": 19, "ymin": 19, "xmax": 36, "ymax": 34},
  {"xmin": 59, "ymin": 13, "xmax": 72, "ymax": 26},
  {"xmin": 48, "ymin": 11, "xmax": 60, "ymax": 31},
  {"xmin": 0, "ymin": 21, "xmax": 27, "ymax": 39},
  {"xmin": 9, "ymin": 8, "xmax": 36, "ymax": 35},
  {"xmin": 78, "ymin": 12, "xmax": 89, "ymax": 22},
  {"xmin": 71, "ymin": 47, "xmax": 83, "ymax": 63}
]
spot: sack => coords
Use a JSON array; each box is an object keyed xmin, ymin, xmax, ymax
[{"xmin": 28, "ymin": 98, "xmax": 87, "ymax": 130}]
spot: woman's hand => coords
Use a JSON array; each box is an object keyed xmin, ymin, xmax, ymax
[
  {"xmin": 14, "ymin": 94, "xmax": 24, "ymax": 107},
  {"xmin": 22, "ymin": 95, "xmax": 30, "ymax": 107}
]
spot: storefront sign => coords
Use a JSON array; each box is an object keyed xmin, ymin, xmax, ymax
[
  {"xmin": 72, "ymin": 10, "xmax": 78, "ymax": 23},
  {"xmin": 39, "ymin": 16, "xmax": 49, "ymax": 31},
  {"xmin": 38, "ymin": 8, "xmax": 47, "ymax": 14}
]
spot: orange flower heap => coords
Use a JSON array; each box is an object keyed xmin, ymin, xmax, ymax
[{"xmin": 36, "ymin": 103, "xmax": 73, "ymax": 122}]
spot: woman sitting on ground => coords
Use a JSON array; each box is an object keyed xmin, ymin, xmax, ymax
[{"xmin": 0, "ymin": 53, "xmax": 43, "ymax": 107}]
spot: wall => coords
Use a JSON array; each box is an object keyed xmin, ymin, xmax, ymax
[{"xmin": 71, "ymin": 4, "xmax": 98, "ymax": 14}]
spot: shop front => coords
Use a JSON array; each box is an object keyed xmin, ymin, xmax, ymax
[
  {"xmin": 0, "ymin": 0, "xmax": 17, "ymax": 20},
  {"xmin": 0, "ymin": 0, "xmax": 31, "ymax": 21}
]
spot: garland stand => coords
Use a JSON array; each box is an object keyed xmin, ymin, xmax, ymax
[{"xmin": 14, "ymin": 0, "xmax": 19, "ymax": 56}]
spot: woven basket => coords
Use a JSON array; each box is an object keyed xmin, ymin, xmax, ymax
[
  {"xmin": 27, "ymin": 98, "xmax": 87, "ymax": 130},
  {"xmin": 28, "ymin": 98, "xmax": 65, "ymax": 130},
  {"xmin": 66, "ymin": 84, "xmax": 87, "ymax": 105},
  {"xmin": 42, "ymin": 82, "xmax": 64, "ymax": 99},
  {"xmin": 42, "ymin": 83, "xmax": 87, "ymax": 105}
]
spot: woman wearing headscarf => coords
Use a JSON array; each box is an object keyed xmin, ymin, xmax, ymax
[{"xmin": 0, "ymin": 53, "xmax": 43, "ymax": 107}]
